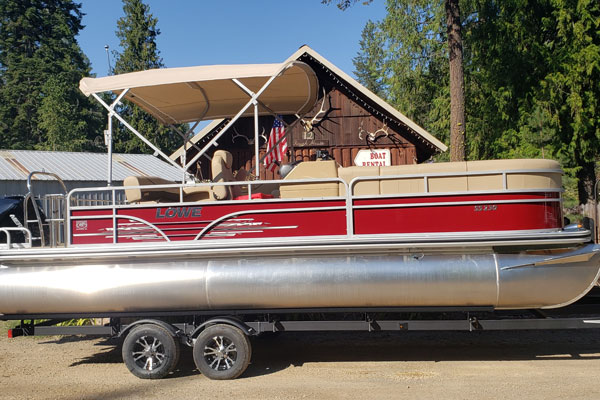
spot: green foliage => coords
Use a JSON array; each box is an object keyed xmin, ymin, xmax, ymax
[
  {"xmin": 111, "ymin": 0, "xmax": 180, "ymax": 154},
  {"xmin": 353, "ymin": 0, "xmax": 451, "ymax": 154},
  {"xmin": 57, "ymin": 318, "xmax": 93, "ymax": 326},
  {"xmin": 534, "ymin": 0, "xmax": 600, "ymax": 204},
  {"xmin": 321, "ymin": 0, "xmax": 374, "ymax": 10},
  {"xmin": 113, "ymin": 0, "xmax": 162, "ymax": 74},
  {"xmin": 354, "ymin": 20, "xmax": 387, "ymax": 96},
  {"xmin": 37, "ymin": 74, "xmax": 100, "ymax": 151},
  {"xmin": 353, "ymin": 0, "xmax": 600, "ymax": 204},
  {"xmin": 467, "ymin": 0, "xmax": 600, "ymax": 203},
  {"xmin": 0, "ymin": 320, "xmax": 20, "ymax": 336},
  {"xmin": 0, "ymin": 0, "xmax": 102, "ymax": 151}
]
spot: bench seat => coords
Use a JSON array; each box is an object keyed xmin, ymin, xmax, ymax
[
  {"xmin": 279, "ymin": 159, "xmax": 562, "ymax": 199},
  {"xmin": 124, "ymin": 176, "xmax": 211, "ymax": 204}
]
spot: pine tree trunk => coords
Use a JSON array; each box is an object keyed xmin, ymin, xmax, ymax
[
  {"xmin": 576, "ymin": 160, "xmax": 597, "ymax": 242},
  {"xmin": 577, "ymin": 160, "xmax": 596, "ymax": 209},
  {"xmin": 446, "ymin": 0, "xmax": 465, "ymax": 161}
]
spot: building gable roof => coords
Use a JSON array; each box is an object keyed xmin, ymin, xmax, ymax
[
  {"xmin": 171, "ymin": 45, "xmax": 447, "ymax": 160},
  {"xmin": 287, "ymin": 45, "xmax": 447, "ymax": 153}
]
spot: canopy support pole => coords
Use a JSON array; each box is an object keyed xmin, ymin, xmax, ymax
[
  {"xmin": 170, "ymin": 120, "xmax": 202, "ymax": 183},
  {"xmin": 254, "ymin": 102, "xmax": 260, "ymax": 179},
  {"xmin": 92, "ymin": 92, "xmax": 185, "ymax": 172},
  {"xmin": 230, "ymin": 79, "xmax": 307, "ymax": 165},
  {"xmin": 106, "ymin": 115, "xmax": 113, "ymax": 186},
  {"xmin": 184, "ymin": 62, "xmax": 298, "ymax": 172},
  {"xmin": 103, "ymin": 89, "xmax": 129, "ymax": 185}
]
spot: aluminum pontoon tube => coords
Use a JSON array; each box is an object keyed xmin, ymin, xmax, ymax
[{"xmin": 1, "ymin": 244, "xmax": 599, "ymax": 316}]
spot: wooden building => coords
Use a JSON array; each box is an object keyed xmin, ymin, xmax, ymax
[{"xmin": 171, "ymin": 45, "xmax": 447, "ymax": 181}]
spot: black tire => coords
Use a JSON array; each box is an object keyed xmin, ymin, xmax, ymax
[
  {"xmin": 193, "ymin": 324, "xmax": 251, "ymax": 380},
  {"xmin": 122, "ymin": 324, "xmax": 180, "ymax": 379}
]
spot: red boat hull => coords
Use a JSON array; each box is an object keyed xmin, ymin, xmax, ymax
[{"xmin": 70, "ymin": 192, "xmax": 561, "ymax": 245}]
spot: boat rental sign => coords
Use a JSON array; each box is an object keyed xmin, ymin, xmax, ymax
[{"xmin": 354, "ymin": 149, "xmax": 390, "ymax": 167}]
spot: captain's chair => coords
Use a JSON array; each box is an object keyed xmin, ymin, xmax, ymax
[{"xmin": 211, "ymin": 150, "xmax": 244, "ymax": 200}]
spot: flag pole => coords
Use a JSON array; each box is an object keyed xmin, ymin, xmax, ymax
[{"xmin": 254, "ymin": 103, "xmax": 260, "ymax": 180}]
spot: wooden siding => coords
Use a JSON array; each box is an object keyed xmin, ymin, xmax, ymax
[{"xmin": 187, "ymin": 87, "xmax": 420, "ymax": 180}]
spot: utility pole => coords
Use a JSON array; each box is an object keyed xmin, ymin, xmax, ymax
[{"xmin": 104, "ymin": 45, "xmax": 112, "ymax": 75}]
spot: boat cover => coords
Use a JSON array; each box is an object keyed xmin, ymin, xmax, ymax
[{"xmin": 79, "ymin": 61, "xmax": 319, "ymax": 125}]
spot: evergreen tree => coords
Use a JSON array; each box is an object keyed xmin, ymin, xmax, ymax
[
  {"xmin": 326, "ymin": 0, "xmax": 466, "ymax": 161},
  {"xmin": 468, "ymin": 0, "xmax": 600, "ymax": 206},
  {"xmin": 530, "ymin": 0, "xmax": 600, "ymax": 206},
  {"xmin": 354, "ymin": 20, "xmax": 387, "ymax": 96},
  {"xmin": 350, "ymin": 0, "xmax": 451, "ymax": 159},
  {"xmin": 445, "ymin": 0, "xmax": 465, "ymax": 161},
  {"xmin": 466, "ymin": 0, "xmax": 556, "ymax": 160},
  {"xmin": 344, "ymin": 0, "xmax": 600, "ymax": 208},
  {"xmin": 0, "ymin": 0, "xmax": 101, "ymax": 151},
  {"xmin": 111, "ymin": 0, "xmax": 179, "ymax": 154}
]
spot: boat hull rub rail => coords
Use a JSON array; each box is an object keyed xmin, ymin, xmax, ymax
[{"xmin": 0, "ymin": 227, "xmax": 592, "ymax": 262}]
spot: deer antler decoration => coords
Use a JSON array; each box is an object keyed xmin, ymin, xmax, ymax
[
  {"xmin": 358, "ymin": 121, "xmax": 389, "ymax": 142},
  {"xmin": 300, "ymin": 88, "xmax": 328, "ymax": 135},
  {"xmin": 232, "ymin": 127, "xmax": 267, "ymax": 145}
]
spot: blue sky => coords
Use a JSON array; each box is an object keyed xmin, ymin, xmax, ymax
[{"xmin": 78, "ymin": 1, "xmax": 387, "ymax": 78}]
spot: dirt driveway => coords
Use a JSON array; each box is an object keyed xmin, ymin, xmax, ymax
[{"xmin": 1, "ymin": 324, "xmax": 600, "ymax": 400}]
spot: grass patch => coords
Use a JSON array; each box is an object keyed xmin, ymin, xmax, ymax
[{"xmin": 0, "ymin": 320, "xmax": 21, "ymax": 336}]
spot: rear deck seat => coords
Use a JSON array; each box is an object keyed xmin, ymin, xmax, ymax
[
  {"xmin": 124, "ymin": 150, "xmax": 246, "ymax": 204},
  {"xmin": 278, "ymin": 160, "xmax": 339, "ymax": 199},
  {"xmin": 380, "ymin": 162, "xmax": 468, "ymax": 194},
  {"xmin": 338, "ymin": 166, "xmax": 380, "ymax": 196},
  {"xmin": 279, "ymin": 159, "xmax": 562, "ymax": 199},
  {"xmin": 123, "ymin": 176, "xmax": 211, "ymax": 204}
]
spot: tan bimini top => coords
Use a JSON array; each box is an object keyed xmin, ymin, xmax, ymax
[{"xmin": 79, "ymin": 61, "xmax": 319, "ymax": 125}]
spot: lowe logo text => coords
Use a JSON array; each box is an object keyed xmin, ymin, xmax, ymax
[{"xmin": 156, "ymin": 206, "xmax": 202, "ymax": 219}]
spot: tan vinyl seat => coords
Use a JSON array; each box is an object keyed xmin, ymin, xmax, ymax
[
  {"xmin": 466, "ymin": 159, "xmax": 562, "ymax": 190},
  {"xmin": 182, "ymin": 185, "xmax": 212, "ymax": 202},
  {"xmin": 338, "ymin": 166, "xmax": 380, "ymax": 196},
  {"xmin": 380, "ymin": 162, "xmax": 468, "ymax": 194},
  {"xmin": 279, "ymin": 160, "xmax": 339, "ymax": 199},
  {"xmin": 211, "ymin": 150, "xmax": 244, "ymax": 200},
  {"xmin": 124, "ymin": 176, "xmax": 212, "ymax": 204},
  {"xmin": 124, "ymin": 150, "xmax": 248, "ymax": 204},
  {"xmin": 123, "ymin": 176, "xmax": 180, "ymax": 203},
  {"xmin": 244, "ymin": 158, "xmax": 562, "ymax": 200}
]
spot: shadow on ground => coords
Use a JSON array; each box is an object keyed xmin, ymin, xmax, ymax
[{"xmin": 59, "ymin": 329, "xmax": 600, "ymax": 379}]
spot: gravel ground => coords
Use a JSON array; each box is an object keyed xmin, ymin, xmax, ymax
[{"xmin": 1, "ymin": 322, "xmax": 600, "ymax": 400}]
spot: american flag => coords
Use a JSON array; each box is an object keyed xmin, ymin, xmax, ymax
[{"xmin": 264, "ymin": 117, "xmax": 287, "ymax": 172}]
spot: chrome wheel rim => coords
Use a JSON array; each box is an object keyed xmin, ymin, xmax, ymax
[
  {"xmin": 131, "ymin": 335, "xmax": 166, "ymax": 371},
  {"xmin": 203, "ymin": 335, "xmax": 237, "ymax": 371}
]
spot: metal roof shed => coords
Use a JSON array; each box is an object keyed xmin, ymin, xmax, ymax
[{"xmin": 0, "ymin": 150, "xmax": 183, "ymax": 198}]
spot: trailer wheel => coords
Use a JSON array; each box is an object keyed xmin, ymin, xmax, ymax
[
  {"xmin": 193, "ymin": 324, "xmax": 251, "ymax": 380},
  {"xmin": 122, "ymin": 324, "xmax": 180, "ymax": 379}
]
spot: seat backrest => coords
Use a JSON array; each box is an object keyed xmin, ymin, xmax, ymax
[
  {"xmin": 380, "ymin": 162, "xmax": 468, "ymax": 194},
  {"xmin": 338, "ymin": 166, "xmax": 380, "ymax": 196},
  {"xmin": 279, "ymin": 160, "xmax": 339, "ymax": 199},
  {"xmin": 465, "ymin": 159, "xmax": 562, "ymax": 190},
  {"xmin": 123, "ymin": 176, "xmax": 179, "ymax": 203},
  {"xmin": 211, "ymin": 150, "xmax": 235, "ymax": 200}
]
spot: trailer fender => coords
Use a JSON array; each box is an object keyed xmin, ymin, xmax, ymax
[
  {"xmin": 191, "ymin": 317, "xmax": 255, "ymax": 338},
  {"xmin": 118, "ymin": 319, "xmax": 181, "ymax": 339}
]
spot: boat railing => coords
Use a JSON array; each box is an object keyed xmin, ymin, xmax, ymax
[
  {"xmin": 67, "ymin": 177, "xmax": 346, "ymax": 244},
  {"xmin": 62, "ymin": 167, "xmax": 565, "ymax": 246},
  {"xmin": 0, "ymin": 227, "xmax": 33, "ymax": 249},
  {"xmin": 348, "ymin": 167, "xmax": 564, "ymax": 196},
  {"xmin": 67, "ymin": 177, "xmax": 347, "ymax": 207},
  {"xmin": 24, "ymin": 171, "xmax": 70, "ymax": 247}
]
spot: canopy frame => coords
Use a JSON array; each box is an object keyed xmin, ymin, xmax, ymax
[{"xmin": 86, "ymin": 60, "xmax": 318, "ymax": 183}]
